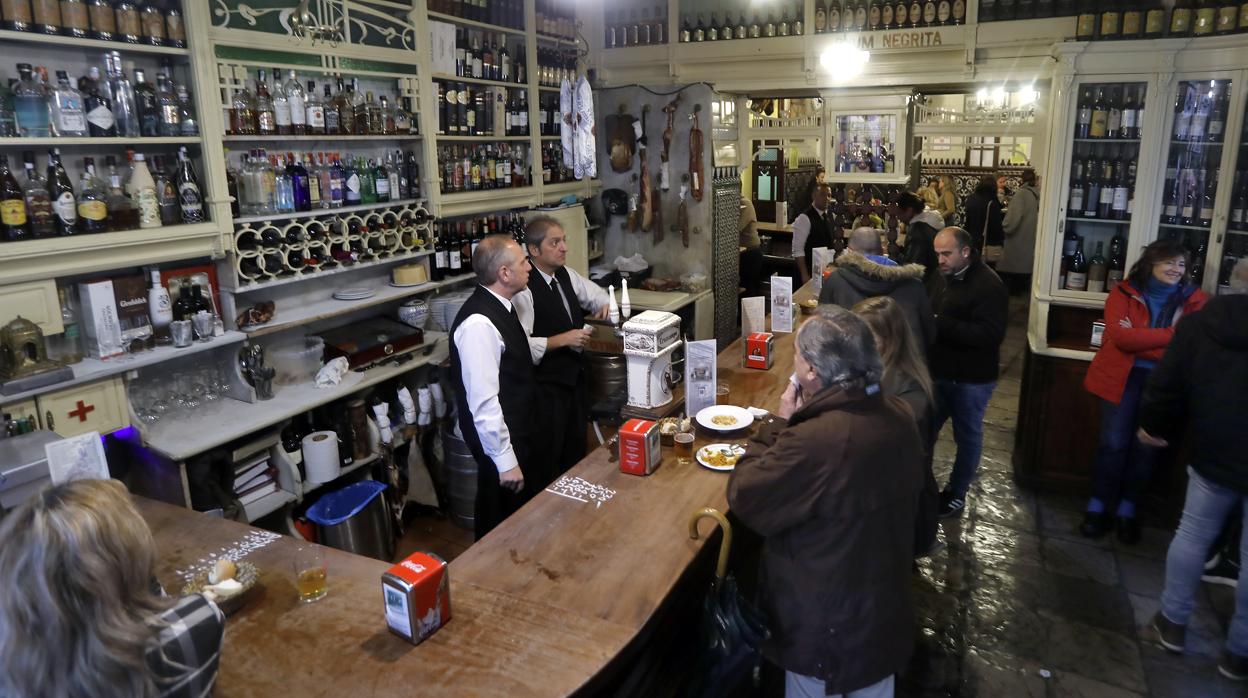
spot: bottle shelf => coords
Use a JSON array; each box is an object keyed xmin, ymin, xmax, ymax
[
  {"xmin": 432, "ymin": 73, "xmax": 526, "ymax": 89},
  {"xmin": 232, "ymin": 198, "xmax": 426, "ymax": 226},
  {"xmin": 535, "ymin": 33, "xmax": 578, "ymax": 46},
  {"xmin": 436, "ymin": 135, "xmax": 531, "ymax": 142},
  {"xmin": 0, "ymin": 330, "xmax": 246, "ymax": 405},
  {"xmin": 1170, "ymin": 139, "xmax": 1224, "ymax": 147},
  {"xmin": 1073, "ymin": 138, "xmax": 1142, "ymax": 144},
  {"xmin": 0, "ymin": 222, "xmax": 222, "ymax": 286},
  {"xmin": 1066, "ymin": 216, "xmax": 1130, "ymax": 225},
  {"xmin": 0, "ymin": 136, "xmax": 202, "ymax": 147},
  {"xmin": 425, "ymin": 11, "xmax": 526, "ymax": 37},
  {"xmin": 0, "ymin": 29, "xmax": 190, "ymax": 56},
  {"xmin": 1159, "ymin": 222, "xmax": 1212, "ymax": 232},
  {"xmin": 540, "ymin": 135, "xmax": 560, "ymax": 140},
  {"xmin": 222, "ymin": 134, "xmax": 421, "ymax": 142},
  {"xmin": 538, "ymin": 85, "xmax": 561, "ymax": 92},
  {"xmin": 231, "ymin": 248, "xmax": 434, "ymax": 295}
]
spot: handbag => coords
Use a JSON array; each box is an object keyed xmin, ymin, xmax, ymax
[{"xmin": 980, "ymin": 200, "xmax": 1004, "ymax": 264}]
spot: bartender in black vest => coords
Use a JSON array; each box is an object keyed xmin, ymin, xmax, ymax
[
  {"xmin": 791, "ymin": 182, "xmax": 835, "ymax": 285},
  {"xmin": 513, "ymin": 215, "xmax": 610, "ymax": 481},
  {"xmin": 449, "ymin": 235, "xmax": 539, "ymax": 540}
]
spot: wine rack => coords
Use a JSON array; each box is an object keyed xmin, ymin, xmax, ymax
[{"xmin": 230, "ymin": 202, "xmax": 432, "ymax": 288}]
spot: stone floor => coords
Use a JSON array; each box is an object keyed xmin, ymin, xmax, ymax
[
  {"xmin": 394, "ymin": 294, "xmax": 1248, "ymax": 697},
  {"xmin": 905, "ymin": 295, "xmax": 1248, "ymax": 698}
]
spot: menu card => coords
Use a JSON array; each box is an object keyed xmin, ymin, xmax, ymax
[
  {"xmin": 45, "ymin": 432, "xmax": 109, "ymax": 485},
  {"xmin": 685, "ymin": 339, "xmax": 718, "ymax": 417},
  {"xmin": 771, "ymin": 276, "xmax": 793, "ymax": 333},
  {"xmin": 741, "ymin": 296, "xmax": 765, "ymax": 336}
]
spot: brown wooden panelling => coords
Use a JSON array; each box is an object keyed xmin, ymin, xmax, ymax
[{"xmin": 1047, "ymin": 304, "xmax": 1104, "ymax": 352}]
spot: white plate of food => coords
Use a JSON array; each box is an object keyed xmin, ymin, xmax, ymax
[
  {"xmin": 695, "ymin": 405, "xmax": 754, "ymax": 432},
  {"xmin": 697, "ymin": 443, "xmax": 746, "ymax": 471}
]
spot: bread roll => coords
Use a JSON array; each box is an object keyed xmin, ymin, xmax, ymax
[{"xmin": 208, "ymin": 558, "xmax": 236, "ymax": 585}]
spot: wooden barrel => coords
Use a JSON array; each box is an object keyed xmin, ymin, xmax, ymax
[
  {"xmin": 440, "ymin": 423, "xmax": 477, "ymax": 531},
  {"xmin": 586, "ymin": 352, "xmax": 627, "ymax": 405}
]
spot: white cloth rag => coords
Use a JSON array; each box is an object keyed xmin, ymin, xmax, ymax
[{"xmin": 574, "ymin": 75, "xmax": 596, "ymax": 179}]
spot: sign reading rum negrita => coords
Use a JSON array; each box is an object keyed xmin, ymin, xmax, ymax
[{"xmin": 846, "ymin": 26, "xmax": 964, "ymax": 52}]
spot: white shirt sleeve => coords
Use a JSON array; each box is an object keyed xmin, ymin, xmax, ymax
[
  {"xmin": 510, "ymin": 287, "xmax": 548, "ymax": 363},
  {"xmin": 453, "ymin": 315, "xmax": 519, "ymax": 474},
  {"xmin": 791, "ymin": 213, "xmax": 811, "ymax": 259},
  {"xmin": 567, "ymin": 267, "xmax": 609, "ymax": 316}
]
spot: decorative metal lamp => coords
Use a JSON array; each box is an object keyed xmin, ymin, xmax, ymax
[{"xmin": 0, "ymin": 316, "xmax": 63, "ymax": 380}]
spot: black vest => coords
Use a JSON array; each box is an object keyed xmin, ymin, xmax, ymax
[
  {"xmin": 801, "ymin": 206, "xmax": 834, "ymax": 277},
  {"xmin": 526, "ymin": 265, "xmax": 586, "ymax": 387},
  {"xmin": 449, "ymin": 285, "xmax": 537, "ymax": 468}
]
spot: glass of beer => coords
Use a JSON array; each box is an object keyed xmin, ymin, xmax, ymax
[
  {"xmin": 716, "ymin": 381, "xmax": 731, "ymax": 405},
  {"xmin": 674, "ymin": 432, "xmax": 695, "ymax": 465},
  {"xmin": 293, "ymin": 545, "xmax": 328, "ymax": 603}
]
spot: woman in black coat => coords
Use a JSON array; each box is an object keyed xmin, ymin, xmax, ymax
[{"xmin": 962, "ymin": 175, "xmax": 1005, "ymax": 265}]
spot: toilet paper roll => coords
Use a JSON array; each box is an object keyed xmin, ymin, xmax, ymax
[{"xmin": 302, "ymin": 431, "xmax": 341, "ymax": 484}]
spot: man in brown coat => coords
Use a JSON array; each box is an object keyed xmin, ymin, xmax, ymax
[{"xmin": 728, "ymin": 306, "xmax": 924, "ymax": 698}]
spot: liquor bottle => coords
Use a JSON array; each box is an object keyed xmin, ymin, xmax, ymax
[
  {"xmin": 1231, "ymin": 175, "xmax": 1247, "ymax": 231},
  {"xmin": 1172, "ymin": 82, "xmax": 1194, "ymax": 141},
  {"xmin": 816, "ymin": 0, "xmax": 828, "ymax": 31},
  {"xmin": 302, "ymin": 153, "xmax": 320, "ymax": 209},
  {"xmin": 0, "ymin": 155, "xmax": 28, "ymax": 242},
  {"xmin": 343, "ymin": 156, "xmax": 361, "ymax": 205},
  {"xmin": 155, "ymin": 73, "xmax": 180, "ymax": 136},
  {"xmin": 132, "ymin": 69, "xmax": 159, "ymax": 136},
  {"xmin": 1089, "ymin": 87, "xmax": 1108, "ymax": 138},
  {"xmin": 2, "ymin": 0, "xmax": 33, "ymax": 32},
  {"xmin": 1119, "ymin": 85, "xmax": 1138, "ymax": 139},
  {"xmin": 1107, "ymin": 232, "xmax": 1126, "ymax": 287},
  {"xmin": 164, "ymin": 1, "xmax": 185, "ymax": 47},
  {"xmin": 1199, "ymin": 169, "xmax": 1217, "ymax": 227},
  {"xmin": 230, "ymin": 77, "xmax": 256, "ymax": 135},
  {"xmin": 1097, "ymin": 160, "xmax": 1115, "ymax": 218},
  {"xmin": 272, "ymin": 153, "xmax": 294, "ymax": 213},
  {"xmin": 1181, "ymin": 169, "xmax": 1198, "ymax": 225},
  {"xmin": 322, "ymin": 83, "xmax": 339, "ymax": 135},
  {"xmin": 350, "ymin": 78, "xmax": 367, "ymax": 135},
  {"xmin": 103, "ymin": 155, "xmax": 135, "ymax": 230},
  {"xmin": 1087, "ymin": 242, "xmax": 1108, "ymax": 292},
  {"xmin": 146, "ymin": 270, "xmax": 171, "ymax": 343},
  {"xmin": 46, "ymin": 287, "xmax": 82, "ymax": 364},
  {"xmin": 328, "ymin": 153, "xmax": 344, "ymax": 208},
  {"xmin": 1208, "ymin": 83, "xmax": 1227, "ymax": 142},
  {"xmin": 176, "ymin": 147, "xmax": 203, "ymax": 223},
  {"xmin": 1112, "ymin": 158, "xmax": 1130, "ymax": 220},
  {"xmin": 22, "ymin": 152, "xmax": 54, "ymax": 238},
  {"xmin": 1083, "ymin": 155, "xmax": 1101, "ymax": 218},
  {"xmin": 749, "ymin": 11, "xmax": 761, "ymax": 36},
  {"xmin": 1189, "ymin": 82, "xmax": 1211, "ymax": 140},
  {"xmin": 1074, "ymin": 87, "xmax": 1092, "ymax": 138},
  {"xmin": 285, "ymin": 151, "xmax": 309, "ymax": 212},
  {"xmin": 1170, "ymin": 0, "xmax": 1194, "ymax": 34},
  {"xmin": 139, "ymin": 0, "xmax": 163, "ymax": 45},
  {"xmin": 393, "ymin": 96, "xmax": 413, "ymax": 134},
  {"xmin": 1068, "ymin": 157, "xmax": 1086, "ymax": 213},
  {"xmin": 304, "ymin": 80, "xmax": 325, "ymax": 135},
  {"xmin": 1144, "ymin": 0, "xmax": 1167, "ymax": 36},
  {"xmin": 1060, "ymin": 225, "xmax": 1080, "ymax": 290},
  {"xmin": 129, "ymin": 152, "xmax": 159, "ymax": 228},
  {"xmin": 1122, "ymin": 0, "xmax": 1144, "ymax": 35},
  {"xmin": 693, "ymin": 13, "xmax": 705, "ymax": 41},
  {"xmin": 30, "ymin": 0, "xmax": 60, "ymax": 34},
  {"xmin": 283, "ymin": 70, "xmax": 306, "ymax": 135},
  {"xmin": 13, "ymin": 63, "xmax": 49, "ymax": 137},
  {"xmin": 1076, "ymin": 2, "xmax": 1097, "ymax": 38},
  {"xmin": 152, "ymin": 155, "xmax": 178, "ymax": 225},
  {"xmin": 735, "ymin": 11, "xmax": 748, "ymax": 37},
  {"xmin": 115, "ymin": 0, "xmax": 140, "ymax": 42},
  {"xmin": 373, "ymin": 157, "xmax": 390, "ymax": 203},
  {"xmin": 171, "ymin": 278, "xmax": 194, "ymax": 321},
  {"xmin": 1215, "ymin": 0, "xmax": 1238, "ymax": 31},
  {"xmin": 1190, "ymin": 239, "xmax": 1207, "ymax": 284},
  {"xmin": 386, "ymin": 151, "xmax": 401, "ymax": 199},
  {"xmin": 1193, "ymin": 0, "xmax": 1216, "ymax": 33},
  {"xmin": 1105, "ymin": 86, "xmax": 1122, "ymax": 137},
  {"xmin": 254, "ymin": 69, "xmax": 276, "ymax": 136},
  {"xmin": 43, "ymin": 70, "xmax": 85, "ymax": 140},
  {"xmin": 405, "ymin": 150, "xmax": 420, "ymax": 199},
  {"xmin": 1066, "ymin": 237, "xmax": 1089, "ymax": 290},
  {"xmin": 1099, "ymin": 0, "xmax": 1122, "ymax": 37},
  {"xmin": 104, "ymin": 51, "xmax": 139, "ymax": 137}
]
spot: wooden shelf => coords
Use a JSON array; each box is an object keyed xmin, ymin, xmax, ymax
[
  {"xmin": 0, "ymin": 222, "xmax": 224, "ymax": 286},
  {"xmin": 301, "ymin": 452, "xmax": 379, "ymax": 495},
  {"xmin": 0, "ymin": 136, "xmax": 202, "ymax": 147},
  {"xmin": 0, "ymin": 29, "xmax": 190, "ymax": 55},
  {"xmin": 1170, "ymin": 139, "xmax": 1223, "ymax": 146},
  {"xmin": 432, "ymin": 73, "xmax": 526, "ymax": 88},
  {"xmin": 425, "ymin": 11, "xmax": 526, "ymax": 36},
  {"xmin": 1066, "ymin": 216, "xmax": 1129, "ymax": 225},
  {"xmin": 538, "ymin": 85, "xmax": 561, "ymax": 92},
  {"xmin": 243, "ymin": 489, "xmax": 297, "ymax": 523},
  {"xmin": 439, "ymin": 186, "xmax": 538, "ymax": 217},
  {"xmin": 0, "ymin": 331, "xmax": 247, "ymax": 406},
  {"xmin": 222, "ymin": 134, "xmax": 421, "ymax": 142},
  {"xmin": 232, "ymin": 198, "xmax": 426, "ymax": 226},
  {"xmin": 437, "ymin": 135, "xmax": 530, "ymax": 142},
  {"xmin": 230, "ymin": 249, "xmax": 435, "ymax": 294},
  {"xmin": 244, "ymin": 272, "xmax": 472, "ymax": 337},
  {"xmin": 141, "ymin": 333, "xmax": 452, "ymax": 461},
  {"xmin": 1159, "ymin": 222, "xmax": 1211, "ymax": 232}
]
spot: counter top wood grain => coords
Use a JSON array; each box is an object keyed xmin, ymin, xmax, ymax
[{"xmin": 139, "ymin": 286, "xmax": 814, "ymax": 697}]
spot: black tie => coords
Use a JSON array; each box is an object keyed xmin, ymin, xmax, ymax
[{"xmin": 551, "ymin": 278, "xmax": 574, "ymax": 323}]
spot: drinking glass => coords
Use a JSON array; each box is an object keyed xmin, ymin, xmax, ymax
[
  {"xmin": 716, "ymin": 381, "xmax": 731, "ymax": 406},
  {"xmin": 293, "ymin": 546, "xmax": 328, "ymax": 603},
  {"xmin": 674, "ymin": 433, "xmax": 695, "ymax": 466}
]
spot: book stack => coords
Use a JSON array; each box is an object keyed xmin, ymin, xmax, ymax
[{"xmin": 234, "ymin": 452, "xmax": 279, "ymax": 506}]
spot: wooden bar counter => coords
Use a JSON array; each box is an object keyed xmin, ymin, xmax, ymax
[{"xmin": 140, "ymin": 300, "xmax": 809, "ymax": 697}]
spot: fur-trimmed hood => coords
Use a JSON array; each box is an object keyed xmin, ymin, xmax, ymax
[{"xmin": 831, "ymin": 250, "xmax": 926, "ymax": 295}]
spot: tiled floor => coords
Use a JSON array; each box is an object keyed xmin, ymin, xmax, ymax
[
  {"xmin": 907, "ymin": 295, "xmax": 1248, "ymax": 697},
  {"xmin": 393, "ymin": 294, "xmax": 1248, "ymax": 697}
]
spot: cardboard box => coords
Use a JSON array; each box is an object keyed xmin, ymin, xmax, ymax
[
  {"xmin": 77, "ymin": 279, "xmax": 123, "ymax": 360},
  {"xmin": 381, "ymin": 552, "xmax": 451, "ymax": 645},
  {"xmin": 111, "ymin": 274, "xmax": 154, "ymax": 352},
  {"xmin": 619, "ymin": 418, "xmax": 661, "ymax": 476},
  {"xmin": 744, "ymin": 332, "xmax": 774, "ymax": 370}
]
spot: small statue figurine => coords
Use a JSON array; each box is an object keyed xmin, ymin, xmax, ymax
[{"xmin": 0, "ymin": 316, "xmax": 63, "ymax": 380}]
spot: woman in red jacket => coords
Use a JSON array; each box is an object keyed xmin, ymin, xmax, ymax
[{"xmin": 1081, "ymin": 238, "xmax": 1207, "ymax": 544}]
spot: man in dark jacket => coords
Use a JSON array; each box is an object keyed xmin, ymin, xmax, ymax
[
  {"xmin": 895, "ymin": 191, "xmax": 945, "ymax": 284},
  {"xmin": 928, "ymin": 227, "xmax": 1009, "ymax": 518},
  {"xmin": 728, "ymin": 306, "xmax": 923, "ymax": 698},
  {"xmin": 819, "ymin": 237, "xmax": 935, "ymax": 350},
  {"xmin": 1142, "ymin": 261, "xmax": 1248, "ymax": 681}
]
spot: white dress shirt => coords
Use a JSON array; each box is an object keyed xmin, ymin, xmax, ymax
[
  {"xmin": 790, "ymin": 207, "xmax": 830, "ymax": 260},
  {"xmin": 453, "ymin": 286, "xmax": 519, "ymax": 474},
  {"xmin": 513, "ymin": 265, "xmax": 609, "ymax": 362}
]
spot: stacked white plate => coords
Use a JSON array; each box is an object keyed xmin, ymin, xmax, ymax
[
  {"xmin": 428, "ymin": 296, "xmax": 452, "ymax": 332},
  {"xmin": 332, "ymin": 287, "xmax": 377, "ymax": 301}
]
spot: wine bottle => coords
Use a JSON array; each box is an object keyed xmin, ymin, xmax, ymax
[
  {"xmin": 1075, "ymin": 87, "xmax": 1092, "ymax": 138},
  {"xmin": 1067, "ymin": 237, "xmax": 1089, "ymax": 290},
  {"xmin": 0, "ymin": 155, "xmax": 28, "ymax": 242},
  {"xmin": 1107, "ymin": 233, "xmax": 1126, "ymax": 287},
  {"xmin": 1087, "ymin": 242, "xmax": 1108, "ymax": 293}
]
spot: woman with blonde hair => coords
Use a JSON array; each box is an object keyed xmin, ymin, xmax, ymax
[
  {"xmin": 854, "ymin": 295, "xmax": 940, "ymax": 556},
  {"xmin": 935, "ymin": 174, "xmax": 958, "ymax": 225},
  {"xmin": 0, "ymin": 479, "xmax": 225, "ymax": 698}
]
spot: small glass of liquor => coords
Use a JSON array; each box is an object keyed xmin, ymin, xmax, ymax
[{"xmin": 294, "ymin": 545, "xmax": 329, "ymax": 603}]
